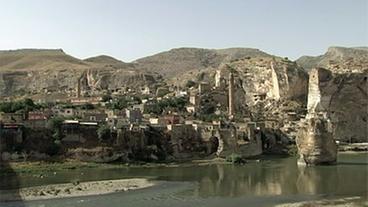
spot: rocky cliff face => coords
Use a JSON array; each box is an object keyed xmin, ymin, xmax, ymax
[
  {"xmin": 225, "ymin": 57, "xmax": 308, "ymax": 105},
  {"xmin": 306, "ymin": 68, "xmax": 367, "ymax": 142}
]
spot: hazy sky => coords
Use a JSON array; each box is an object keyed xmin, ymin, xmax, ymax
[{"xmin": 0, "ymin": 0, "xmax": 367, "ymax": 61}]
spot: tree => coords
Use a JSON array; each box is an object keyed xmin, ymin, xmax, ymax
[
  {"xmin": 101, "ymin": 94, "xmax": 112, "ymax": 102},
  {"xmin": 185, "ymin": 80, "xmax": 196, "ymax": 88},
  {"xmin": 47, "ymin": 117, "xmax": 65, "ymax": 141},
  {"xmin": 80, "ymin": 103, "xmax": 95, "ymax": 110},
  {"xmin": 97, "ymin": 125, "xmax": 111, "ymax": 142},
  {"xmin": 0, "ymin": 98, "xmax": 40, "ymax": 113}
]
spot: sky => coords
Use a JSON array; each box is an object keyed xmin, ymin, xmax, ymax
[{"xmin": 0, "ymin": 0, "xmax": 367, "ymax": 61}]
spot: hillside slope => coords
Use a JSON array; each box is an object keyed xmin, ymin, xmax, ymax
[
  {"xmin": 296, "ymin": 46, "xmax": 368, "ymax": 73},
  {"xmin": 134, "ymin": 47, "xmax": 273, "ymax": 78}
]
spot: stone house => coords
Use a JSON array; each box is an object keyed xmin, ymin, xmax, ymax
[
  {"xmin": 167, "ymin": 124, "xmax": 201, "ymax": 157},
  {"xmin": 149, "ymin": 117, "xmax": 166, "ymax": 125},
  {"xmin": 25, "ymin": 110, "xmax": 51, "ymax": 129},
  {"xmin": 61, "ymin": 120, "xmax": 99, "ymax": 143},
  {"xmin": 82, "ymin": 112, "xmax": 108, "ymax": 123},
  {"xmin": 164, "ymin": 114, "xmax": 181, "ymax": 125},
  {"xmin": 53, "ymin": 108, "xmax": 77, "ymax": 117}
]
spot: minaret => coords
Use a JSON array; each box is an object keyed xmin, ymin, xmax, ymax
[
  {"xmin": 228, "ymin": 72, "xmax": 235, "ymax": 120},
  {"xmin": 76, "ymin": 78, "xmax": 81, "ymax": 98}
]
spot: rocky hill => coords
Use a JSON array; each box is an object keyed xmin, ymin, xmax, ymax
[
  {"xmin": 0, "ymin": 49, "xmax": 86, "ymax": 71},
  {"xmin": 84, "ymin": 55, "xmax": 134, "ymax": 68},
  {"xmin": 297, "ymin": 46, "xmax": 368, "ymax": 73},
  {"xmin": 134, "ymin": 47, "xmax": 273, "ymax": 78},
  {"xmin": 0, "ymin": 46, "xmax": 366, "ymax": 103},
  {"xmin": 0, "ymin": 49, "xmax": 155, "ymax": 98}
]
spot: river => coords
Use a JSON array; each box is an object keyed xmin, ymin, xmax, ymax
[{"xmin": 1, "ymin": 152, "xmax": 367, "ymax": 207}]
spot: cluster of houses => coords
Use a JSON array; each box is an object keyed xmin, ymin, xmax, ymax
[{"xmin": 0, "ymin": 68, "xmax": 281, "ymax": 160}]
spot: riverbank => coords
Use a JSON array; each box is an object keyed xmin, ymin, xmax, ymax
[
  {"xmin": 1, "ymin": 149, "xmax": 365, "ymax": 176},
  {"xmin": 338, "ymin": 142, "xmax": 368, "ymax": 152},
  {"xmin": 0, "ymin": 157, "xmax": 233, "ymax": 176},
  {"xmin": 275, "ymin": 196, "xmax": 367, "ymax": 207},
  {"xmin": 0, "ymin": 178, "xmax": 154, "ymax": 202}
]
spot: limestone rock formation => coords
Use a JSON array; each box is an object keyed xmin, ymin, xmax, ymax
[
  {"xmin": 296, "ymin": 67, "xmax": 337, "ymax": 165},
  {"xmin": 296, "ymin": 114, "xmax": 337, "ymax": 165},
  {"xmin": 306, "ymin": 68, "xmax": 368, "ymax": 142}
]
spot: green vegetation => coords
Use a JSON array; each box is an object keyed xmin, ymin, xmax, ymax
[
  {"xmin": 0, "ymin": 98, "xmax": 42, "ymax": 113},
  {"xmin": 101, "ymin": 94, "xmax": 112, "ymax": 102},
  {"xmin": 185, "ymin": 80, "xmax": 196, "ymax": 88},
  {"xmin": 97, "ymin": 125, "xmax": 111, "ymax": 142},
  {"xmin": 45, "ymin": 142, "xmax": 61, "ymax": 156},
  {"xmin": 199, "ymin": 114, "xmax": 224, "ymax": 122},
  {"xmin": 47, "ymin": 117, "xmax": 64, "ymax": 140},
  {"xmin": 145, "ymin": 97, "xmax": 188, "ymax": 115},
  {"xmin": 45, "ymin": 117, "xmax": 65, "ymax": 155},
  {"xmin": 80, "ymin": 103, "xmax": 95, "ymax": 110}
]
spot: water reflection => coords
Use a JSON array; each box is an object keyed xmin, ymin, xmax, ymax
[
  {"xmin": 190, "ymin": 154, "xmax": 367, "ymax": 198},
  {"xmin": 193, "ymin": 158, "xmax": 299, "ymax": 197},
  {"xmin": 0, "ymin": 153, "xmax": 366, "ymax": 207}
]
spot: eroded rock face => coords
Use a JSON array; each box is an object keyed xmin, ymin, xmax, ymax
[
  {"xmin": 296, "ymin": 114, "xmax": 337, "ymax": 165},
  {"xmin": 296, "ymin": 67, "xmax": 337, "ymax": 165},
  {"xmin": 306, "ymin": 68, "xmax": 368, "ymax": 142}
]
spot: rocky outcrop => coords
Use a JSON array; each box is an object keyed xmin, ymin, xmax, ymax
[
  {"xmin": 296, "ymin": 114, "xmax": 337, "ymax": 165},
  {"xmin": 296, "ymin": 68, "xmax": 337, "ymax": 165}
]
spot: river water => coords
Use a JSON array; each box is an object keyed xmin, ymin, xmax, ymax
[{"xmin": 1, "ymin": 153, "xmax": 367, "ymax": 207}]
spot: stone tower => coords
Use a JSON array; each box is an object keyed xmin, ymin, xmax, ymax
[
  {"xmin": 228, "ymin": 72, "xmax": 235, "ymax": 119},
  {"xmin": 76, "ymin": 78, "xmax": 81, "ymax": 98}
]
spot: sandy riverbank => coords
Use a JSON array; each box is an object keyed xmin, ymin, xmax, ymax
[
  {"xmin": 0, "ymin": 178, "xmax": 155, "ymax": 202},
  {"xmin": 275, "ymin": 196, "xmax": 367, "ymax": 207},
  {"xmin": 338, "ymin": 142, "xmax": 368, "ymax": 152}
]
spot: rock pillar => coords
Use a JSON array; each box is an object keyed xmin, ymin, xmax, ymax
[
  {"xmin": 228, "ymin": 72, "xmax": 235, "ymax": 120},
  {"xmin": 296, "ymin": 68, "xmax": 337, "ymax": 165},
  {"xmin": 270, "ymin": 62, "xmax": 280, "ymax": 100}
]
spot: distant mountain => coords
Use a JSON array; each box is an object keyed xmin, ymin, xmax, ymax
[
  {"xmin": 296, "ymin": 46, "xmax": 368, "ymax": 73},
  {"xmin": 134, "ymin": 47, "xmax": 273, "ymax": 78},
  {"xmin": 84, "ymin": 55, "xmax": 129, "ymax": 66}
]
